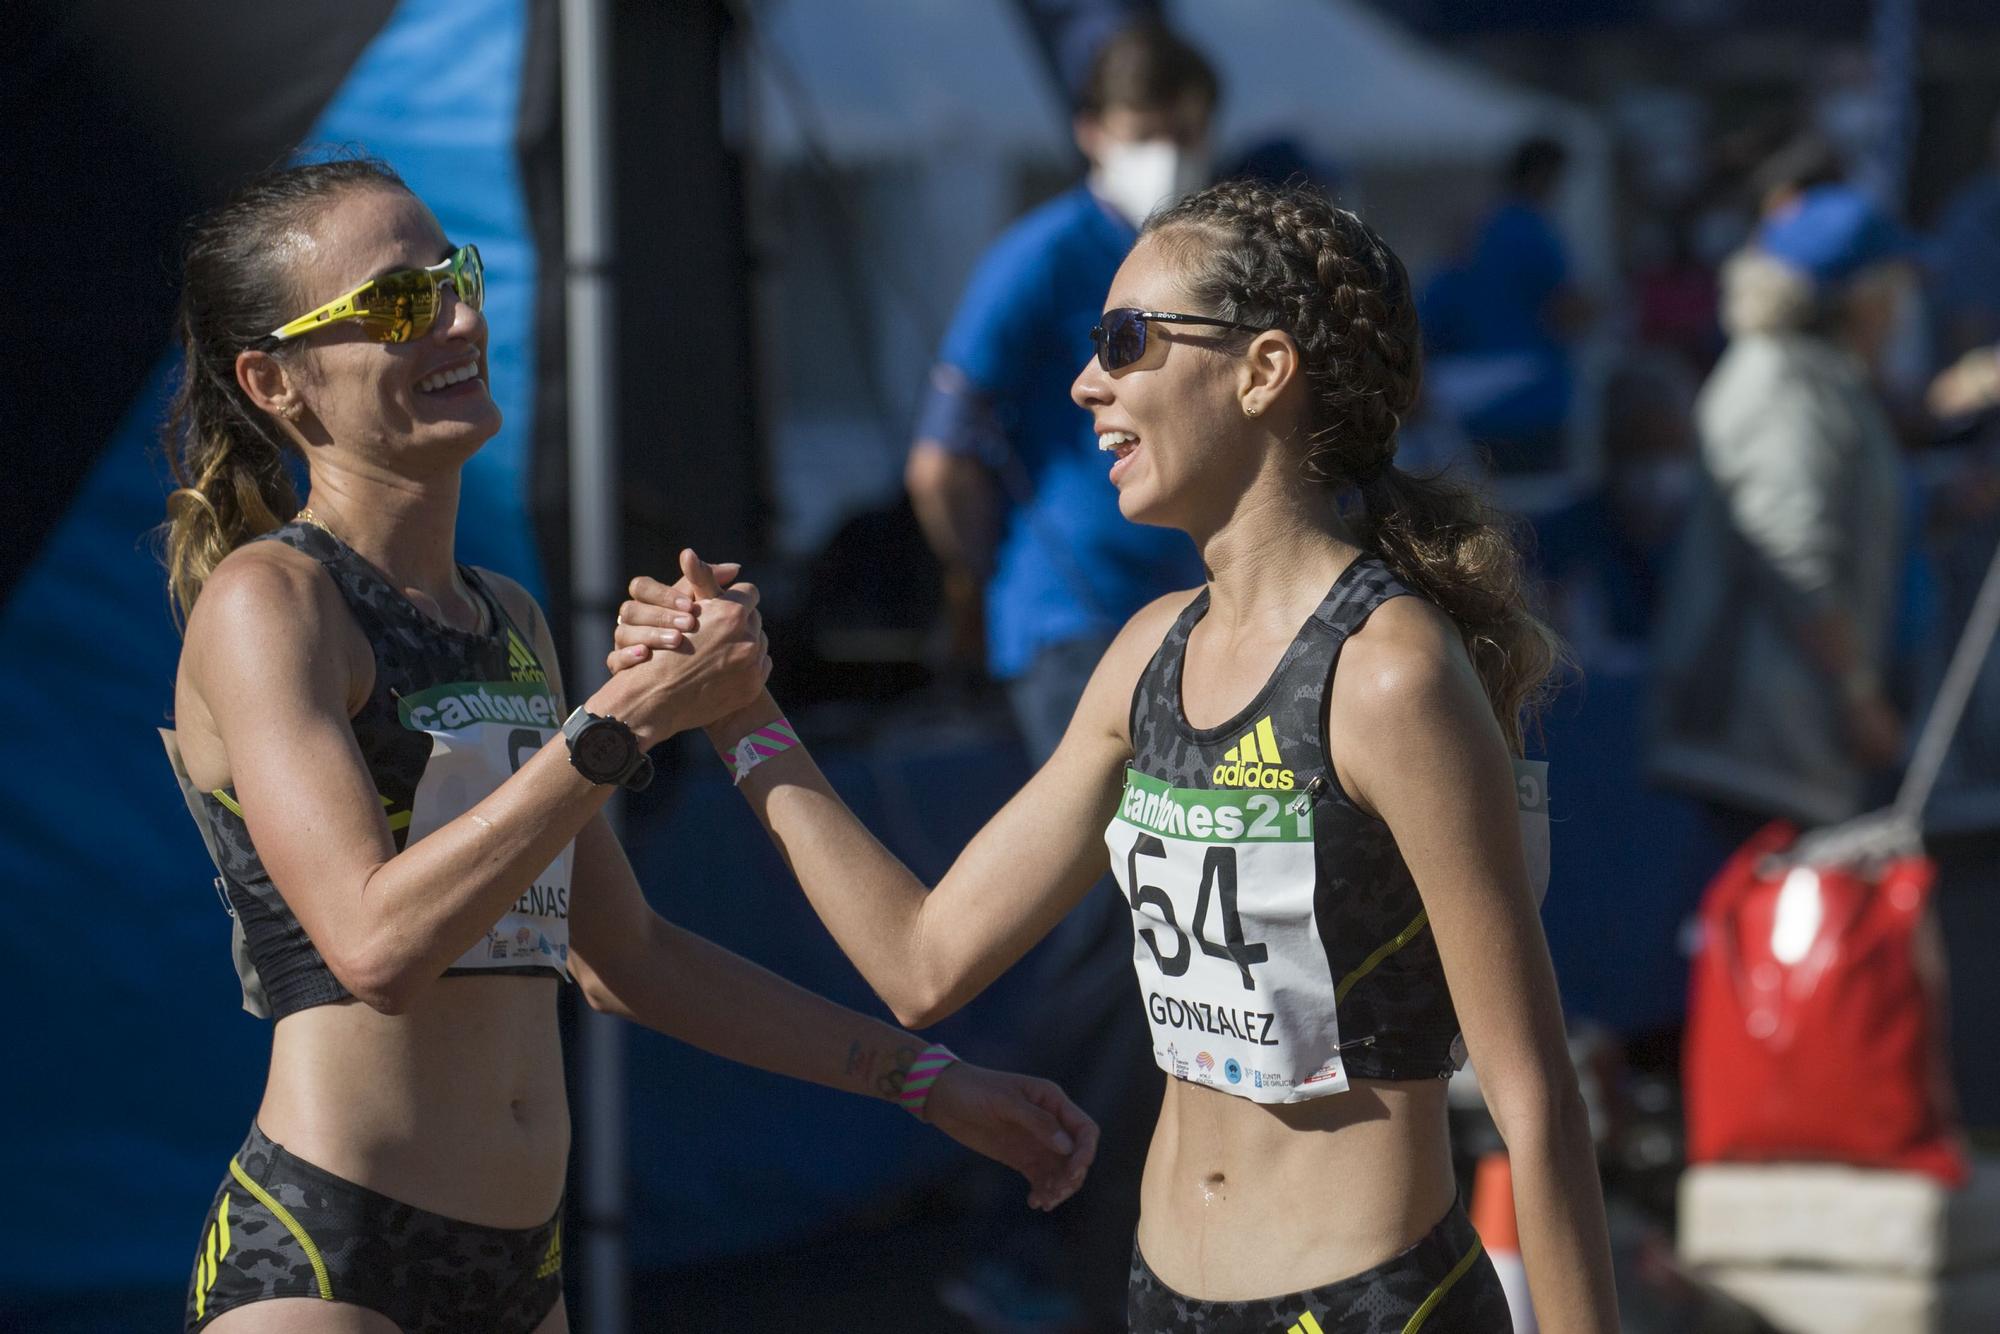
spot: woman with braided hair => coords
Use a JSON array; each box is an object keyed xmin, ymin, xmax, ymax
[{"xmin": 616, "ymin": 179, "xmax": 1617, "ymax": 1331}]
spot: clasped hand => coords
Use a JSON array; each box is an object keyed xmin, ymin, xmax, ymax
[{"xmin": 589, "ymin": 549, "xmax": 769, "ymax": 743}]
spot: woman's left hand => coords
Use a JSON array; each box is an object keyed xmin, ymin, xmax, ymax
[
  {"xmin": 605, "ymin": 560, "xmax": 745, "ymax": 667},
  {"xmin": 921, "ymin": 1063, "xmax": 1099, "ymax": 1211}
]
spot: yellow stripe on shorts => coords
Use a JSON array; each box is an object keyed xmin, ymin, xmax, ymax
[
  {"xmin": 228, "ymin": 1157, "xmax": 333, "ymax": 1300},
  {"xmin": 1403, "ymin": 1235, "xmax": 1485, "ymax": 1333}
]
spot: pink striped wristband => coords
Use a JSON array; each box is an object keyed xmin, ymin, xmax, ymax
[
  {"xmin": 897, "ymin": 1042, "xmax": 959, "ymax": 1122},
  {"xmin": 727, "ymin": 718, "xmax": 800, "ymax": 785}
]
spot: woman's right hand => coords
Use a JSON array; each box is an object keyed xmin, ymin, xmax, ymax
[{"xmin": 589, "ymin": 549, "xmax": 769, "ymax": 744}]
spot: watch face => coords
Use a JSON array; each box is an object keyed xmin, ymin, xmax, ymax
[{"xmin": 577, "ymin": 726, "xmax": 630, "ymax": 775}]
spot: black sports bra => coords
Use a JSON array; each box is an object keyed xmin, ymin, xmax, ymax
[{"xmin": 164, "ymin": 521, "xmax": 572, "ymax": 1019}]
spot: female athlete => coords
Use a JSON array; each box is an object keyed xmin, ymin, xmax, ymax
[
  {"xmin": 618, "ymin": 179, "xmax": 1618, "ymax": 1331},
  {"xmin": 161, "ymin": 158, "xmax": 1095, "ymax": 1333}
]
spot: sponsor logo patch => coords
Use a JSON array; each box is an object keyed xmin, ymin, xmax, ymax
[{"xmin": 1210, "ymin": 716, "xmax": 1295, "ymax": 790}]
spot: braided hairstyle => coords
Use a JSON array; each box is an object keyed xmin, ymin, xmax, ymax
[
  {"xmin": 1145, "ymin": 179, "xmax": 1560, "ymax": 752},
  {"xmin": 161, "ymin": 157, "xmax": 409, "ymax": 623}
]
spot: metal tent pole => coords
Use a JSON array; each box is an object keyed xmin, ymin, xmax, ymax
[{"xmin": 559, "ymin": 0, "xmax": 627, "ymax": 1328}]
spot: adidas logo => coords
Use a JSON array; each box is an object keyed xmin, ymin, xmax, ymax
[
  {"xmin": 1286, "ymin": 1313, "xmax": 1326, "ymax": 1334},
  {"xmin": 535, "ymin": 1220, "xmax": 563, "ymax": 1279},
  {"xmin": 507, "ymin": 628, "xmax": 548, "ymax": 684},
  {"xmin": 1211, "ymin": 716, "xmax": 1295, "ymax": 790}
]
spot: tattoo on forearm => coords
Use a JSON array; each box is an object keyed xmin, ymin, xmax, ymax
[
  {"xmin": 845, "ymin": 1038, "xmax": 921, "ymax": 1101},
  {"xmin": 877, "ymin": 1043, "xmax": 920, "ymax": 1101}
]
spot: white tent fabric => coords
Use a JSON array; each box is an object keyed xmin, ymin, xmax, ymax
[
  {"xmin": 739, "ymin": 0, "xmax": 1617, "ymax": 547},
  {"xmin": 742, "ymin": 0, "xmax": 1068, "ymax": 162},
  {"xmin": 1171, "ymin": 0, "xmax": 1587, "ymax": 161},
  {"xmin": 1167, "ymin": 0, "xmax": 1615, "ymax": 285}
]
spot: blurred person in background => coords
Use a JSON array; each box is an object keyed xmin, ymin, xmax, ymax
[
  {"xmin": 1924, "ymin": 108, "xmax": 2000, "ymax": 364},
  {"xmin": 1649, "ymin": 184, "xmax": 1914, "ymax": 844},
  {"xmin": 900, "ymin": 18, "xmax": 1218, "ymax": 1328},
  {"xmin": 907, "ymin": 18, "xmax": 1215, "ymax": 757},
  {"xmin": 159, "ymin": 159, "xmax": 1095, "ymax": 1333},
  {"xmin": 1419, "ymin": 134, "xmax": 1594, "ymax": 475}
]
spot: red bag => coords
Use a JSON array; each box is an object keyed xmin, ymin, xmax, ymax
[{"xmin": 1683, "ymin": 820, "xmax": 1967, "ymax": 1187}]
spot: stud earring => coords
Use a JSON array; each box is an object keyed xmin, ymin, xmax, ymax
[{"xmin": 1245, "ymin": 405, "xmax": 1260, "ymax": 417}]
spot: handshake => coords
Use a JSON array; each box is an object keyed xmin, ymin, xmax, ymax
[{"xmin": 582, "ymin": 549, "xmax": 772, "ymax": 748}]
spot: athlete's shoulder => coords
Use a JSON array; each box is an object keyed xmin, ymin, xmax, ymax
[
  {"xmin": 181, "ymin": 536, "xmax": 360, "ymax": 707},
  {"xmin": 1336, "ymin": 592, "xmax": 1470, "ymax": 709},
  {"xmin": 1332, "ymin": 592, "xmax": 1490, "ymax": 740},
  {"xmin": 189, "ymin": 538, "xmax": 340, "ymax": 642}
]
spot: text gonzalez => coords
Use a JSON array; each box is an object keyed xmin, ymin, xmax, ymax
[{"xmin": 1148, "ymin": 991, "xmax": 1280, "ymax": 1046}]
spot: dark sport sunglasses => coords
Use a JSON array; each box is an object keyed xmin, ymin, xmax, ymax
[
  {"xmin": 1088, "ymin": 307, "xmax": 1271, "ymax": 372},
  {"xmin": 267, "ymin": 243, "xmax": 484, "ymax": 344}
]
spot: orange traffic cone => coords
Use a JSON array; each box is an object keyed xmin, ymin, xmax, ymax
[{"xmin": 1471, "ymin": 1151, "xmax": 1536, "ymax": 1333}]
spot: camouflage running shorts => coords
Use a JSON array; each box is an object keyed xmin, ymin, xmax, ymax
[
  {"xmin": 1126, "ymin": 1200, "xmax": 1510, "ymax": 1333},
  {"xmin": 185, "ymin": 1122, "xmax": 562, "ymax": 1332}
]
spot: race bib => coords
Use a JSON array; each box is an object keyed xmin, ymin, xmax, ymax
[
  {"xmin": 1107, "ymin": 769, "xmax": 1349, "ymax": 1104},
  {"xmin": 398, "ymin": 681, "xmax": 574, "ymax": 975},
  {"xmin": 1110, "ymin": 759, "xmax": 1554, "ymax": 1101}
]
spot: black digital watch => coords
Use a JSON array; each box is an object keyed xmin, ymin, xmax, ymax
[{"xmin": 560, "ymin": 706, "xmax": 653, "ymax": 792}]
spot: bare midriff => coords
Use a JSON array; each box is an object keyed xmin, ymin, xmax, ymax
[
  {"xmin": 256, "ymin": 976, "xmax": 569, "ymax": 1229},
  {"xmin": 1136, "ymin": 1074, "xmax": 1457, "ymax": 1302}
]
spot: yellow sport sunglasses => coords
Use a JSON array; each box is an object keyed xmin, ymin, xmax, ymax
[{"xmin": 267, "ymin": 243, "xmax": 484, "ymax": 344}]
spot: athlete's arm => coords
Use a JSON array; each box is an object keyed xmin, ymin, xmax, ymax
[
  {"xmin": 566, "ymin": 814, "xmax": 1093, "ymax": 1208},
  {"xmin": 507, "ymin": 579, "xmax": 1096, "ymax": 1209},
  {"xmin": 613, "ymin": 556, "xmax": 1182, "ymax": 1028},
  {"xmin": 182, "ymin": 546, "xmax": 764, "ymax": 1015},
  {"xmin": 1331, "ymin": 599, "xmax": 1619, "ymax": 1333}
]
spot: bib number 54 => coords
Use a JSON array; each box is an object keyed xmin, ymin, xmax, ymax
[{"xmin": 1126, "ymin": 833, "xmax": 1269, "ymax": 990}]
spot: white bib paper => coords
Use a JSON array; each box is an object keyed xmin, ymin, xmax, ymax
[
  {"xmin": 1108, "ymin": 769, "xmax": 1346, "ymax": 1103},
  {"xmin": 398, "ymin": 681, "xmax": 574, "ymax": 975}
]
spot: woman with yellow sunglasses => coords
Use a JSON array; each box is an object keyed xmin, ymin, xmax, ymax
[{"xmin": 159, "ymin": 157, "xmax": 1097, "ymax": 1334}]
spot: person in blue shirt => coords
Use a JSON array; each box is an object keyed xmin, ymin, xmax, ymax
[
  {"xmin": 907, "ymin": 20, "xmax": 1215, "ymax": 762},
  {"xmin": 901, "ymin": 20, "xmax": 1218, "ymax": 1328},
  {"xmin": 1420, "ymin": 136, "xmax": 1592, "ymax": 475}
]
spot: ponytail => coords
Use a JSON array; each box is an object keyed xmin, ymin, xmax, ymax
[
  {"xmin": 1354, "ymin": 466, "xmax": 1560, "ymax": 754},
  {"xmin": 160, "ymin": 156, "xmax": 407, "ymax": 623},
  {"xmin": 1149, "ymin": 180, "xmax": 1562, "ymax": 752},
  {"xmin": 162, "ymin": 315, "xmax": 301, "ymax": 622}
]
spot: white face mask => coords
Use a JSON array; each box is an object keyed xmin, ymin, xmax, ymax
[{"xmin": 1092, "ymin": 138, "xmax": 1209, "ymax": 227}]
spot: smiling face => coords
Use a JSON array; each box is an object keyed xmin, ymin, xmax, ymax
[
  {"xmin": 1071, "ymin": 234, "xmax": 1271, "ymax": 532},
  {"xmin": 253, "ymin": 187, "xmax": 498, "ymax": 474}
]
